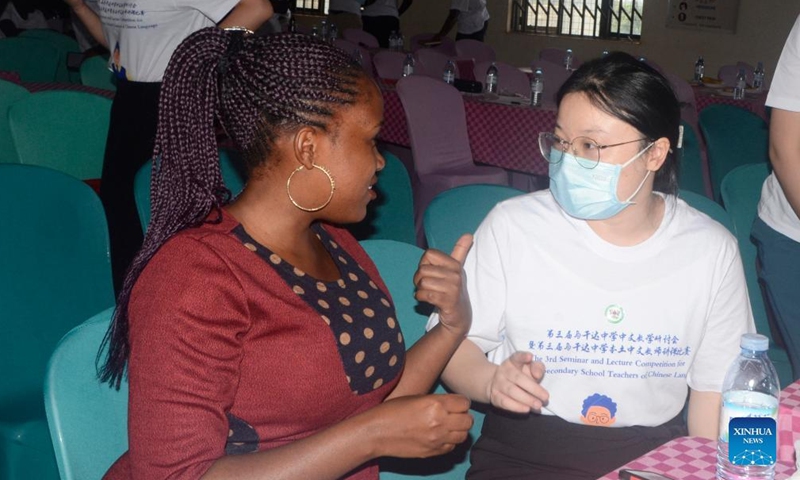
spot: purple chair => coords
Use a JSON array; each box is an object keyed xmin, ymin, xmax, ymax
[
  {"xmin": 455, "ymin": 39, "xmax": 496, "ymax": 64},
  {"xmin": 538, "ymin": 48, "xmax": 581, "ymax": 69},
  {"xmin": 334, "ymin": 38, "xmax": 374, "ymax": 77},
  {"xmin": 342, "ymin": 28, "xmax": 379, "ymax": 49},
  {"xmin": 416, "ymin": 48, "xmax": 456, "ymax": 79},
  {"xmin": 373, "ymin": 50, "xmax": 408, "ymax": 80},
  {"xmin": 474, "ymin": 60, "xmax": 530, "ymax": 97},
  {"xmin": 396, "ymin": 75, "xmax": 509, "ymax": 240},
  {"xmin": 664, "ymin": 72, "xmax": 699, "ymax": 136},
  {"xmin": 530, "ymin": 60, "xmax": 573, "ymax": 109},
  {"xmin": 718, "ymin": 64, "xmax": 753, "ymax": 87},
  {"xmin": 409, "ymin": 33, "xmax": 457, "ymax": 57}
]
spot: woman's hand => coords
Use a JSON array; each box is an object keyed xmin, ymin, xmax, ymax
[
  {"xmin": 370, "ymin": 394, "xmax": 473, "ymax": 458},
  {"xmin": 486, "ymin": 351, "xmax": 549, "ymax": 414},
  {"xmin": 413, "ymin": 234, "xmax": 473, "ymax": 337}
]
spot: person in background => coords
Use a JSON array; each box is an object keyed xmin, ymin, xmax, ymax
[
  {"xmin": 329, "ymin": 0, "xmax": 364, "ymax": 34},
  {"xmin": 64, "ymin": 0, "xmax": 273, "ymax": 294},
  {"xmin": 362, "ymin": 0, "xmax": 413, "ymax": 49},
  {"xmin": 752, "ymin": 13, "xmax": 800, "ymax": 379},
  {"xmin": 99, "ymin": 28, "xmax": 475, "ymax": 479},
  {"xmin": 428, "ymin": 52, "xmax": 754, "ymax": 479},
  {"xmin": 432, "ymin": 0, "xmax": 489, "ymax": 43}
]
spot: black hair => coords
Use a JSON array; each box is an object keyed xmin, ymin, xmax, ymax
[{"xmin": 557, "ymin": 52, "xmax": 681, "ymax": 195}]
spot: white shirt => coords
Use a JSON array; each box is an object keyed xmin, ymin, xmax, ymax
[
  {"xmin": 362, "ymin": 0, "xmax": 398, "ymax": 18},
  {"xmin": 760, "ymin": 13, "xmax": 800, "ymax": 243},
  {"xmin": 86, "ymin": 0, "xmax": 239, "ymax": 82},
  {"xmin": 429, "ymin": 191, "xmax": 754, "ymax": 427},
  {"xmin": 329, "ymin": 0, "xmax": 363, "ymax": 15},
  {"xmin": 450, "ymin": 0, "xmax": 489, "ymax": 35}
]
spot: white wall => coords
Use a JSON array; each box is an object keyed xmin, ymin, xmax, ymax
[{"xmin": 398, "ymin": 0, "xmax": 800, "ymax": 83}]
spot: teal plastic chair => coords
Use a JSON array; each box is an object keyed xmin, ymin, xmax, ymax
[
  {"xmin": 699, "ymin": 104, "xmax": 769, "ymax": 203},
  {"xmin": 8, "ymin": 90, "xmax": 112, "ymax": 180},
  {"xmin": 678, "ymin": 120, "xmax": 709, "ymax": 198},
  {"xmin": 45, "ymin": 307, "xmax": 127, "ymax": 480},
  {"xmin": 348, "ymin": 151, "xmax": 416, "ymax": 245},
  {"xmin": 423, "ymin": 184, "xmax": 525, "ymax": 252},
  {"xmin": 0, "ymin": 37, "xmax": 61, "ymax": 82},
  {"xmin": 360, "ymin": 239, "xmax": 484, "ymax": 479},
  {"xmin": 134, "ymin": 148, "xmax": 248, "ymax": 231},
  {"xmin": 80, "ymin": 55, "xmax": 117, "ymax": 92},
  {"xmin": 0, "ymin": 79, "xmax": 30, "ymax": 164},
  {"xmin": 0, "ymin": 164, "xmax": 114, "ymax": 480},
  {"xmin": 720, "ymin": 163, "xmax": 792, "ymax": 385},
  {"xmin": 679, "ymin": 189, "xmax": 734, "ymax": 233},
  {"xmin": 19, "ymin": 30, "xmax": 82, "ymax": 83}
]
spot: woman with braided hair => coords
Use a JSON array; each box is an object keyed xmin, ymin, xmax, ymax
[{"xmin": 101, "ymin": 27, "xmax": 474, "ymax": 480}]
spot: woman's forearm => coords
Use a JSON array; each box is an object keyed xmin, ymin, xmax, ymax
[{"xmin": 71, "ymin": 1, "xmax": 107, "ymax": 48}]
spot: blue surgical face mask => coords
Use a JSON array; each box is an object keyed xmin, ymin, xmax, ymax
[{"xmin": 548, "ymin": 143, "xmax": 654, "ymax": 220}]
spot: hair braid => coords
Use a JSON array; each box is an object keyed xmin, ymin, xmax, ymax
[{"xmin": 99, "ymin": 28, "xmax": 365, "ymax": 388}]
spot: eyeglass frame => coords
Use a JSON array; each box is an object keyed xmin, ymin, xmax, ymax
[{"xmin": 538, "ymin": 132, "xmax": 652, "ymax": 169}]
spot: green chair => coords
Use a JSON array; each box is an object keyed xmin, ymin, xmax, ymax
[
  {"xmin": 19, "ymin": 29, "xmax": 82, "ymax": 83},
  {"xmin": 423, "ymin": 184, "xmax": 525, "ymax": 252},
  {"xmin": 0, "ymin": 37, "xmax": 61, "ymax": 82},
  {"xmin": 678, "ymin": 121, "xmax": 709, "ymax": 199},
  {"xmin": 0, "ymin": 164, "xmax": 115, "ymax": 480},
  {"xmin": 720, "ymin": 163, "xmax": 792, "ymax": 385},
  {"xmin": 80, "ymin": 55, "xmax": 117, "ymax": 92},
  {"xmin": 8, "ymin": 90, "xmax": 112, "ymax": 180},
  {"xmin": 699, "ymin": 104, "xmax": 769, "ymax": 203},
  {"xmin": 679, "ymin": 189, "xmax": 734, "ymax": 233},
  {"xmin": 45, "ymin": 307, "xmax": 127, "ymax": 480},
  {"xmin": 348, "ymin": 151, "xmax": 416, "ymax": 245},
  {"xmin": 0, "ymin": 79, "xmax": 30, "ymax": 164},
  {"xmin": 134, "ymin": 148, "xmax": 248, "ymax": 232},
  {"xmin": 360, "ymin": 239, "xmax": 484, "ymax": 479}
]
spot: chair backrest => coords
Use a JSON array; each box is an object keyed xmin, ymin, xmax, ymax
[
  {"xmin": 474, "ymin": 60, "xmax": 530, "ymax": 97},
  {"xmin": 538, "ymin": 47, "xmax": 580, "ymax": 69},
  {"xmin": 409, "ymin": 33, "xmax": 457, "ymax": 57},
  {"xmin": 359, "ymin": 239, "xmax": 483, "ymax": 479},
  {"xmin": 698, "ymin": 104, "xmax": 769, "ymax": 202},
  {"xmin": 373, "ymin": 50, "xmax": 408, "ymax": 81},
  {"xmin": 529, "ymin": 60, "xmax": 573, "ymax": 108},
  {"xmin": 45, "ymin": 307, "xmax": 128, "ymax": 480},
  {"xmin": 0, "ymin": 79, "xmax": 30, "ymax": 164},
  {"xmin": 396, "ymin": 75, "xmax": 471, "ymax": 176},
  {"xmin": 455, "ymin": 39, "xmax": 495, "ymax": 64},
  {"xmin": 348, "ymin": 151, "xmax": 416, "ymax": 245},
  {"xmin": 664, "ymin": 72, "xmax": 698, "ymax": 135},
  {"xmin": 342, "ymin": 28, "xmax": 379, "ymax": 49},
  {"xmin": 334, "ymin": 38, "xmax": 374, "ymax": 77},
  {"xmin": 80, "ymin": 55, "xmax": 117, "ymax": 91},
  {"xmin": 0, "ymin": 164, "xmax": 114, "ymax": 415},
  {"xmin": 678, "ymin": 189, "xmax": 734, "ymax": 233},
  {"xmin": 678, "ymin": 120, "xmax": 708, "ymax": 198},
  {"xmin": 0, "ymin": 37, "xmax": 60, "ymax": 82},
  {"xmin": 134, "ymin": 148, "xmax": 247, "ymax": 231},
  {"xmin": 717, "ymin": 64, "xmax": 754, "ymax": 88},
  {"xmin": 19, "ymin": 29, "xmax": 81, "ymax": 83},
  {"xmin": 424, "ymin": 184, "xmax": 525, "ymax": 252},
  {"xmin": 415, "ymin": 49, "xmax": 453, "ymax": 80},
  {"xmin": 8, "ymin": 90, "xmax": 111, "ymax": 180}
]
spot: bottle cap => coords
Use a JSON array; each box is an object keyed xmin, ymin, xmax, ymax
[{"xmin": 741, "ymin": 333, "xmax": 769, "ymax": 352}]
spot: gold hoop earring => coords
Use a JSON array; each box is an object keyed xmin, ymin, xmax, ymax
[{"xmin": 286, "ymin": 164, "xmax": 336, "ymax": 212}]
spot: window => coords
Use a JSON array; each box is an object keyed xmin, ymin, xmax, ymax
[
  {"xmin": 511, "ymin": 0, "xmax": 644, "ymax": 40},
  {"xmin": 294, "ymin": 0, "xmax": 328, "ymax": 15}
]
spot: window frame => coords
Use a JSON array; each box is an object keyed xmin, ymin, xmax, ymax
[
  {"xmin": 294, "ymin": 0, "xmax": 328, "ymax": 16},
  {"xmin": 510, "ymin": 0, "xmax": 644, "ymax": 41}
]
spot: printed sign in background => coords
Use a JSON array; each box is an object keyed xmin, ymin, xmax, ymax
[{"xmin": 666, "ymin": 0, "xmax": 741, "ymax": 34}]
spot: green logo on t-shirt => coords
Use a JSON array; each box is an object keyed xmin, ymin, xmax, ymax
[{"xmin": 604, "ymin": 305, "xmax": 624, "ymax": 324}]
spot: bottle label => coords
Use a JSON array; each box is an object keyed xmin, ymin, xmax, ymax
[{"xmin": 720, "ymin": 391, "xmax": 778, "ymax": 466}]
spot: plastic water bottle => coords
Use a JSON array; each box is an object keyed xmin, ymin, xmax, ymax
[
  {"xmin": 530, "ymin": 67, "xmax": 544, "ymax": 107},
  {"xmin": 289, "ymin": 16, "xmax": 297, "ymax": 33},
  {"xmin": 753, "ymin": 61, "xmax": 765, "ymax": 92},
  {"xmin": 443, "ymin": 59, "xmax": 456, "ymax": 85},
  {"xmin": 397, "ymin": 31, "xmax": 405, "ymax": 51},
  {"xmin": 601, "ymin": 50, "xmax": 609, "ymax": 57},
  {"xmin": 329, "ymin": 23, "xmax": 338, "ymax": 42},
  {"xmin": 484, "ymin": 62, "xmax": 498, "ymax": 94},
  {"xmin": 694, "ymin": 55, "xmax": 705, "ymax": 82},
  {"xmin": 716, "ymin": 333, "xmax": 780, "ymax": 480},
  {"xmin": 402, "ymin": 53, "xmax": 415, "ymax": 77},
  {"xmin": 354, "ymin": 48, "xmax": 363, "ymax": 66},
  {"xmin": 733, "ymin": 68, "xmax": 747, "ymax": 100},
  {"xmin": 311, "ymin": 25, "xmax": 319, "ymax": 39},
  {"xmin": 389, "ymin": 31, "xmax": 399, "ymax": 50},
  {"xmin": 564, "ymin": 48, "xmax": 573, "ymax": 71}
]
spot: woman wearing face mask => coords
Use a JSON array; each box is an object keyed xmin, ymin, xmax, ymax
[{"xmin": 427, "ymin": 52, "xmax": 754, "ymax": 480}]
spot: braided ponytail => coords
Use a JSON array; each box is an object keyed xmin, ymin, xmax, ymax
[{"xmin": 99, "ymin": 28, "xmax": 365, "ymax": 388}]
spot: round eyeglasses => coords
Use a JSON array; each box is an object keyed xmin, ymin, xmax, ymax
[{"xmin": 538, "ymin": 132, "xmax": 649, "ymax": 169}]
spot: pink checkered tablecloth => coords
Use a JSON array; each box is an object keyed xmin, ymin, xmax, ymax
[
  {"xmin": 780, "ymin": 380, "xmax": 800, "ymax": 463},
  {"xmin": 693, "ymin": 85, "xmax": 768, "ymax": 121},
  {"xmin": 598, "ymin": 436, "xmax": 795, "ymax": 480},
  {"xmin": 379, "ymin": 87, "xmax": 554, "ymax": 175},
  {"xmin": 21, "ymin": 81, "xmax": 115, "ymax": 100}
]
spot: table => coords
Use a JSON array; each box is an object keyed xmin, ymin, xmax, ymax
[
  {"xmin": 379, "ymin": 87, "xmax": 555, "ymax": 175},
  {"xmin": 21, "ymin": 81, "xmax": 115, "ymax": 100},
  {"xmin": 692, "ymin": 85, "xmax": 768, "ymax": 121}
]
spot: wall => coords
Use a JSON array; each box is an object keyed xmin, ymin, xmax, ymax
[{"xmin": 397, "ymin": 0, "xmax": 800, "ymax": 83}]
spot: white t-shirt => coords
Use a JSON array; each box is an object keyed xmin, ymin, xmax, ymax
[
  {"xmin": 329, "ymin": 0, "xmax": 363, "ymax": 15},
  {"xmin": 362, "ymin": 0, "xmax": 398, "ymax": 18},
  {"xmin": 450, "ymin": 0, "xmax": 489, "ymax": 35},
  {"xmin": 760, "ymin": 13, "xmax": 800, "ymax": 243},
  {"xmin": 85, "ymin": 0, "xmax": 240, "ymax": 82},
  {"xmin": 429, "ymin": 191, "xmax": 754, "ymax": 428}
]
